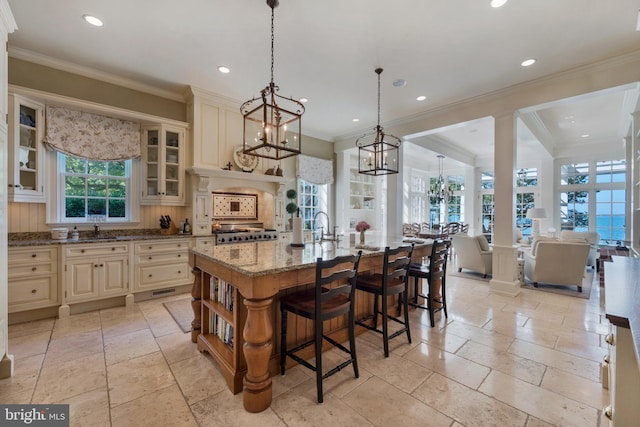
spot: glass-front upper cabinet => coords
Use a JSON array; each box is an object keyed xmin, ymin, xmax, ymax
[
  {"xmin": 7, "ymin": 94, "xmax": 46, "ymax": 202},
  {"xmin": 141, "ymin": 124, "xmax": 185, "ymax": 206}
]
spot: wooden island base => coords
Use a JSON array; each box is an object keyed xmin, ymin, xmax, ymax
[{"xmin": 188, "ymin": 240, "xmax": 433, "ymax": 412}]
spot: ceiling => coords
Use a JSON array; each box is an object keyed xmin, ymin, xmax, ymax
[{"xmin": 6, "ymin": 0, "xmax": 640, "ymax": 165}]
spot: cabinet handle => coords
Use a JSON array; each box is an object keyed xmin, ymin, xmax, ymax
[
  {"xmin": 148, "ymin": 246, "xmax": 152, "ymax": 250},
  {"xmin": 95, "ymin": 264, "xmax": 98, "ymax": 268},
  {"xmin": 81, "ymin": 249, "xmax": 85, "ymax": 253},
  {"xmin": 605, "ymin": 333, "xmax": 614, "ymax": 345},
  {"xmin": 177, "ymin": 254, "xmax": 181, "ymax": 258},
  {"xmin": 112, "ymin": 247, "xmax": 116, "ymax": 251},
  {"xmin": 99, "ymin": 264, "xmax": 104, "ymax": 267},
  {"xmin": 178, "ymin": 270, "xmax": 181, "ymax": 274},
  {"xmin": 31, "ymin": 254, "xmax": 37, "ymax": 258},
  {"xmin": 177, "ymin": 244, "xmax": 181, "ymax": 247},
  {"xmin": 148, "ymin": 274, "xmax": 153, "ymax": 278},
  {"xmin": 603, "ymin": 405, "xmax": 612, "ymax": 420},
  {"xmin": 603, "ymin": 354, "xmax": 610, "ymax": 364},
  {"xmin": 148, "ymin": 256, "xmax": 153, "ymax": 260},
  {"xmin": 32, "ymin": 267, "xmax": 37, "ymax": 271},
  {"xmin": 31, "ymin": 289, "xmax": 36, "ymax": 294}
]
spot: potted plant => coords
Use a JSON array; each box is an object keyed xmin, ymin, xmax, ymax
[{"xmin": 285, "ymin": 189, "xmax": 298, "ymax": 230}]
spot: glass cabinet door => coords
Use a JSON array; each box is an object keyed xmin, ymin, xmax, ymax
[
  {"xmin": 145, "ymin": 129, "xmax": 159, "ymax": 196},
  {"xmin": 141, "ymin": 124, "xmax": 185, "ymax": 206},
  {"xmin": 164, "ymin": 130, "xmax": 180, "ymax": 197}
]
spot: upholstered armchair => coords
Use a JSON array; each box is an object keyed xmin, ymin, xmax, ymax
[
  {"xmin": 559, "ymin": 230, "xmax": 600, "ymax": 268},
  {"xmin": 451, "ymin": 234, "xmax": 493, "ymax": 278},
  {"xmin": 524, "ymin": 240, "xmax": 590, "ymax": 292}
]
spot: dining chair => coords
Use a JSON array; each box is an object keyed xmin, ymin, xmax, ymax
[
  {"xmin": 279, "ymin": 251, "xmax": 362, "ymax": 403},
  {"xmin": 408, "ymin": 240, "xmax": 450, "ymax": 327},
  {"xmin": 355, "ymin": 245, "xmax": 414, "ymax": 357}
]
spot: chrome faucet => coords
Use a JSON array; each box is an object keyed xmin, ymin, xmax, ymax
[{"xmin": 313, "ymin": 211, "xmax": 340, "ymax": 244}]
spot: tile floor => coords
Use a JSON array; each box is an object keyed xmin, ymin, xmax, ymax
[{"xmin": 2, "ymin": 270, "xmax": 609, "ymax": 427}]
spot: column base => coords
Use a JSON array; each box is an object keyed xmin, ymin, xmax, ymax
[{"xmin": 0, "ymin": 354, "xmax": 14, "ymax": 379}]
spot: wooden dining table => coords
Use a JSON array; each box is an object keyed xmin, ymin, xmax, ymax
[{"xmin": 188, "ymin": 238, "xmax": 433, "ymax": 413}]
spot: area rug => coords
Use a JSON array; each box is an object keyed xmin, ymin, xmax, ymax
[
  {"xmin": 163, "ymin": 298, "xmax": 193, "ymax": 333},
  {"xmin": 520, "ymin": 269, "xmax": 594, "ymax": 299}
]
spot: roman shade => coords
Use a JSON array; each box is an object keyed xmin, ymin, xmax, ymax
[
  {"xmin": 44, "ymin": 105, "xmax": 141, "ymax": 161},
  {"xmin": 296, "ymin": 154, "xmax": 334, "ymax": 185}
]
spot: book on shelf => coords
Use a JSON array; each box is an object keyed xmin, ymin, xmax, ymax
[{"xmin": 208, "ymin": 312, "xmax": 234, "ymax": 349}]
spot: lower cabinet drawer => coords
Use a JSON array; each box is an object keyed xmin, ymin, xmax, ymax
[
  {"xmin": 136, "ymin": 251, "xmax": 188, "ymax": 265},
  {"xmin": 8, "ymin": 275, "xmax": 58, "ymax": 312},
  {"xmin": 136, "ymin": 263, "xmax": 191, "ymax": 291},
  {"xmin": 9, "ymin": 262, "xmax": 57, "ymax": 278}
]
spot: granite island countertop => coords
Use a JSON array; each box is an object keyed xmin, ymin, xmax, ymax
[
  {"xmin": 189, "ymin": 238, "xmax": 433, "ymax": 277},
  {"xmin": 8, "ymin": 230, "xmax": 194, "ymax": 247}
]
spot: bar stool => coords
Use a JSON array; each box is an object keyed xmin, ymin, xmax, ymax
[
  {"xmin": 280, "ymin": 251, "xmax": 362, "ymax": 403},
  {"xmin": 355, "ymin": 245, "xmax": 414, "ymax": 357},
  {"xmin": 408, "ymin": 240, "xmax": 450, "ymax": 327}
]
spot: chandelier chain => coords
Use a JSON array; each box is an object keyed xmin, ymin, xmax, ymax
[{"xmin": 270, "ymin": 5, "xmax": 275, "ymax": 84}]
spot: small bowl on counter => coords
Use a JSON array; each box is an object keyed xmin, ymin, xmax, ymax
[{"xmin": 51, "ymin": 228, "xmax": 69, "ymax": 240}]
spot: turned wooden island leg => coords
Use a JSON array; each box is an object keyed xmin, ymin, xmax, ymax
[
  {"xmin": 242, "ymin": 297, "xmax": 274, "ymax": 413},
  {"xmin": 190, "ymin": 266, "xmax": 202, "ymax": 343}
]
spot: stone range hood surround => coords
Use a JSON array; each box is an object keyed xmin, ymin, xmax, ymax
[{"xmin": 187, "ymin": 167, "xmax": 291, "ymax": 195}]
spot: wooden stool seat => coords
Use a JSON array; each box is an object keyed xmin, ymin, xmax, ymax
[
  {"xmin": 280, "ymin": 252, "xmax": 362, "ymax": 403},
  {"xmin": 407, "ymin": 240, "xmax": 450, "ymax": 327}
]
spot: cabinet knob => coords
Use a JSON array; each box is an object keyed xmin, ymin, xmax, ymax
[
  {"xmin": 32, "ymin": 267, "xmax": 37, "ymax": 271},
  {"xmin": 178, "ymin": 270, "xmax": 181, "ymax": 274},
  {"xmin": 177, "ymin": 244, "xmax": 181, "ymax": 247},
  {"xmin": 31, "ymin": 289, "xmax": 36, "ymax": 294},
  {"xmin": 177, "ymin": 254, "xmax": 181, "ymax": 258},
  {"xmin": 603, "ymin": 354, "xmax": 610, "ymax": 364},
  {"xmin": 148, "ymin": 246, "xmax": 152, "ymax": 250},
  {"xmin": 95, "ymin": 264, "xmax": 98, "ymax": 268},
  {"xmin": 605, "ymin": 333, "xmax": 614, "ymax": 345},
  {"xmin": 99, "ymin": 264, "xmax": 104, "ymax": 267},
  {"xmin": 148, "ymin": 274, "xmax": 153, "ymax": 278},
  {"xmin": 31, "ymin": 253, "xmax": 37, "ymax": 258},
  {"xmin": 603, "ymin": 405, "xmax": 612, "ymax": 420},
  {"xmin": 81, "ymin": 249, "xmax": 85, "ymax": 253},
  {"xmin": 112, "ymin": 247, "xmax": 116, "ymax": 251},
  {"xmin": 148, "ymin": 256, "xmax": 153, "ymax": 260}
]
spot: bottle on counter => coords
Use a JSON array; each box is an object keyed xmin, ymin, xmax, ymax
[
  {"xmin": 183, "ymin": 218, "xmax": 191, "ymax": 234},
  {"xmin": 71, "ymin": 226, "xmax": 79, "ymax": 240}
]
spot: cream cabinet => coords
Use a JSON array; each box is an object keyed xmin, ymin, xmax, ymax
[
  {"xmin": 8, "ymin": 246, "xmax": 59, "ymax": 312},
  {"xmin": 134, "ymin": 239, "xmax": 192, "ymax": 292},
  {"xmin": 141, "ymin": 124, "xmax": 186, "ymax": 206},
  {"xmin": 195, "ymin": 236, "xmax": 214, "ymax": 252},
  {"xmin": 193, "ymin": 193, "xmax": 212, "ymax": 235},
  {"xmin": 63, "ymin": 243, "xmax": 129, "ymax": 303},
  {"xmin": 7, "ymin": 94, "xmax": 46, "ymax": 202}
]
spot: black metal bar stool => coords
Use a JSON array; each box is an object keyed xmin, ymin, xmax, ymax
[
  {"xmin": 355, "ymin": 245, "xmax": 414, "ymax": 357},
  {"xmin": 280, "ymin": 251, "xmax": 362, "ymax": 403},
  {"xmin": 408, "ymin": 240, "xmax": 450, "ymax": 327}
]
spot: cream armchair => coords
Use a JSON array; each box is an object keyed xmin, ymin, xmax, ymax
[
  {"xmin": 524, "ymin": 240, "xmax": 590, "ymax": 292},
  {"xmin": 451, "ymin": 234, "xmax": 493, "ymax": 278},
  {"xmin": 559, "ymin": 230, "xmax": 600, "ymax": 267}
]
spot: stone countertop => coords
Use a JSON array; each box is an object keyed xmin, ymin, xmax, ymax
[
  {"xmin": 8, "ymin": 230, "xmax": 195, "ymax": 247},
  {"xmin": 189, "ymin": 238, "xmax": 433, "ymax": 278}
]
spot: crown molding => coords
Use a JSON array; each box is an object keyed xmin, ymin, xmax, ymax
[{"xmin": 9, "ymin": 46, "xmax": 187, "ymax": 102}]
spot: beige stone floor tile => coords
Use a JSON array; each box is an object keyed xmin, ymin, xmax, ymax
[
  {"xmin": 355, "ymin": 326, "xmax": 418, "ymax": 357},
  {"xmin": 509, "ymin": 339, "xmax": 601, "ymax": 382},
  {"xmin": 404, "ymin": 342, "xmax": 491, "ymax": 389},
  {"xmin": 525, "ymin": 416, "xmax": 556, "ymax": 427},
  {"xmin": 156, "ymin": 331, "xmax": 201, "ymax": 364},
  {"xmin": 104, "ymin": 328, "xmax": 159, "ymax": 366},
  {"xmin": 107, "ymin": 351, "xmax": 175, "ymax": 407},
  {"xmin": 541, "ymin": 367, "xmax": 608, "ymax": 410},
  {"xmin": 57, "ymin": 387, "xmax": 110, "ymax": 427},
  {"xmin": 169, "ymin": 354, "xmax": 228, "ymax": 405},
  {"xmin": 8, "ymin": 318, "xmax": 55, "ymax": 338},
  {"xmin": 43, "ymin": 330, "xmax": 103, "ymax": 367},
  {"xmin": 99, "ymin": 305, "xmax": 149, "ymax": 339},
  {"xmin": 271, "ymin": 364, "xmax": 313, "ymax": 399},
  {"xmin": 555, "ymin": 334, "xmax": 607, "ymax": 363},
  {"xmin": 446, "ymin": 308, "xmax": 493, "ymax": 328},
  {"xmin": 341, "ymin": 376, "xmax": 452, "ymax": 426},
  {"xmin": 32, "ymin": 352, "xmax": 106, "ymax": 403},
  {"xmin": 7, "ymin": 331, "xmax": 51, "ymax": 360},
  {"xmin": 413, "ymin": 372, "xmax": 528, "ymax": 426},
  {"xmin": 443, "ymin": 319, "xmax": 515, "ymax": 352},
  {"xmin": 501, "ymin": 304, "xmax": 565, "ymax": 325},
  {"xmin": 483, "ymin": 319, "xmax": 559, "ymax": 349},
  {"xmin": 456, "ymin": 340, "xmax": 546, "ymax": 385},
  {"xmin": 111, "ymin": 384, "xmax": 197, "ymax": 427},
  {"xmin": 479, "ymin": 370, "xmax": 600, "ymax": 427},
  {"xmin": 142, "ymin": 309, "xmax": 183, "ymax": 338},
  {"xmin": 0, "ymin": 353, "xmax": 43, "ymax": 403},
  {"xmin": 192, "ymin": 390, "xmax": 286, "ymax": 427},
  {"xmin": 412, "ymin": 322, "xmax": 468, "ymax": 354},
  {"xmin": 51, "ymin": 312, "xmax": 102, "ymax": 339},
  {"xmin": 354, "ymin": 338, "xmax": 431, "ymax": 393}
]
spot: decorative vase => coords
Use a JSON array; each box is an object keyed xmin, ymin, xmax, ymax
[{"xmin": 359, "ymin": 230, "xmax": 366, "ymax": 245}]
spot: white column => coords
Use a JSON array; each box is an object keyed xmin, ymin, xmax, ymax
[{"xmin": 489, "ymin": 114, "xmax": 521, "ymax": 296}]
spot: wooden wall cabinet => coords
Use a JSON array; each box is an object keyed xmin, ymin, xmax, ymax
[
  {"xmin": 8, "ymin": 246, "xmax": 58, "ymax": 312},
  {"xmin": 141, "ymin": 124, "xmax": 186, "ymax": 206},
  {"xmin": 7, "ymin": 94, "xmax": 46, "ymax": 202}
]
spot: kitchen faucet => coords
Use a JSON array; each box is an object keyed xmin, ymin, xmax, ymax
[{"xmin": 313, "ymin": 211, "xmax": 340, "ymax": 245}]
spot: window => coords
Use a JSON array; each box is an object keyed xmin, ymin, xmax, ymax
[
  {"xmin": 408, "ymin": 173, "xmax": 429, "ymax": 224},
  {"xmin": 447, "ymin": 175, "xmax": 465, "ymax": 223},
  {"xmin": 54, "ymin": 153, "xmax": 134, "ymax": 223},
  {"xmin": 298, "ymin": 179, "xmax": 328, "ymax": 232},
  {"xmin": 596, "ymin": 189, "xmax": 625, "ymax": 242},
  {"xmin": 516, "ymin": 168, "xmax": 537, "ymax": 236},
  {"xmin": 560, "ymin": 162, "xmax": 589, "ymax": 185}
]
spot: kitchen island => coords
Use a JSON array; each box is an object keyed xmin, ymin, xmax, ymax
[{"xmin": 188, "ymin": 238, "xmax": 433, "ymax": 412}]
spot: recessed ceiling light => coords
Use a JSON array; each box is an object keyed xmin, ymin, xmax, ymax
[
  {"xmin": 581, "ymin": 134, "xmax": 590, "ymax": 138},
  {"xmin": 521, "ymin": 58, "xmax": 536, "ymax": 67},
  {"xmin": 393, "ymin": 79, "xmax": 407, "ymax": 87},
  {"xmin": 217, "ymin": 66, "xmax": 230, "ymax": 74},
  {"xmin": 490, "ymin": 0, "xmax": 508, "ymax": 8},
  {"xmin": 299, "ymin": 98, "xmax": 308, "ymax": 103},
  {"xmin": 82, "ymin": 14, "xmax": 103, "ymax": 27},
  {"xmin": 352, "ymin": 118, "xmax": 360, "ymax": 122},
  {"xmin": 416, "ymin": 95, "xmax": 427, "ymax": 101},
  {"xmin": 636, "ymin": 9, "xmax": 640, "ymax": 31}
]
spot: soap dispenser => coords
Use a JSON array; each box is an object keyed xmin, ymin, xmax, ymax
[{"xmin": 71, "ymin": 226, "xmax": 79, "ymax": 240}]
